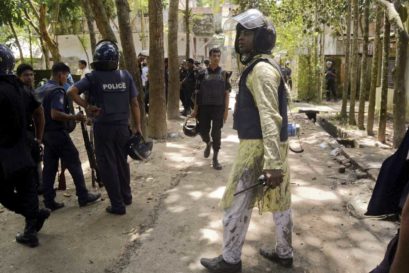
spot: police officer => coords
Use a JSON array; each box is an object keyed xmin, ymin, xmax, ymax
[
  {"xmin": 181, "ymin": 58, "xmax": 196, "ymax": 116},
  {"xmin": 68, "ymin": 40, "xmax": 142, "ymax": 215},
  {"xmin": 191, "ymin": 48, "xmax": 231, "ymax": 170},
  {"xmin": 37, "ymin": 63, "xmax": 101, "ymax": 211},
  {"xmin": 16, "ymin": 64, "xmax": 45, "ymax": 193},
  {"xmin": 0, "ymin": 45, "xmax": 50, "ymax": 247}
]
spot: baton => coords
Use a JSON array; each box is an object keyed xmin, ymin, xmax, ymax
[{"xmin": 233, "ymin": 175, "xmax": 267, "ymax": 196}]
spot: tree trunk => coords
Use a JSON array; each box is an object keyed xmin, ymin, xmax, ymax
[
  {"xmin": 77, "ymin": 35, "xmax": 90, "ymax": 64},
  {"xmin": 8, "ymin": 20, "xmax": 24, "ymax": 63},
  {"xmin": 40, "ymin": 37, "xmax": 50, "ymax": 70},
  {"xmin": 367, "ymin": 5, "xmax": 383, "ymax": 136},
  {"xmin": 80, "ymin": 0, "xmax": 97, "ymax": 53},
  {"xmin": 392, "ymin": 2, "xmax": 408, "ymax": 147},
  {"xmin": 185, "ymin": 0, "xmax": 190, "ymax": 59},
  {"xmin": 349, "ymin": 0, "xmax": 359, "ymax": 125},
  {"xmin": 140, "ymin": 10, "xmax": 148, "ymax": 49},
  {"xmin": 378, "ymin": 13, "xmax": 391, "ymax": 143},
  {"xmin": 167, "ymin": 0, "xmax": 181, "ymax": 119},
  {"xmin": 148, "ymin": 0, "xmax": 167, "ymax": 139},
  {"xmin": 115, "ymin": 0, "xmax": 147, "ymax": 135},
  {"xmin": 341, "ymin": 1, "xmax": 352, "ymax": 121},
  {"xmin": 358, "ymin": 0, "xmax": 370, "ymax": 129},
  {"xmin": 39, "ymin": 3, "xmax": 61, "ymax": 62},
  {"xmin": 28, "ymin": 26, "xmax": 33, "ymax": 65},
  {"xmin": 88, "ymin": 0, "xmax": 117, "ymax": 42},
  {"xmin": 320, "ymin": 25, "xmax": 326, "ymax": 103}
]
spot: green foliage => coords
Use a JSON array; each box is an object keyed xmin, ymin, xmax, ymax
[
  {"xmin": 0, "ymin": 0, "xmax": 25, "ymax": 26},
  {"xmin": 232, "ymin": 0, "xmax": 273, "ymax": 15},
  {"xmin": 192, "ymin": 14, "xmax": 214, "ymax": 35},
  {"xmin": 297, "ymin": 54, "xmax": 319, "ymax": 101}
]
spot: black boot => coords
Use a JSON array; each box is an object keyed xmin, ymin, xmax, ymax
[
  {"xmin": 200, "ymin": 255, "xmax": 242, "ymax": 273},
  {"xmin": 212, "ymin": 150, "xmax": 222, "ymax": 170},
  {"xmin": 36, "ymin": 208, "xmax": 51, "ymax": 232},
  {"xmin": 16, "ymin": 219, "xmax": 39, "ymax": 248},
  {"xmin": 78, "ymin": 192, "xmax": 101, "ymax": 207},
  {"xmin": 204, "ymin": 141, "xmax": 212, "ymax": 158}
]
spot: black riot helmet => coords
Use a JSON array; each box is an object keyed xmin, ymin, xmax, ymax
[
  {"xmin": 91, "ymin": 40, "xmax": 119, "ymax": 71},
  {"xmin": 126, "ymin": 133, "xmax": 153, "ymax": 161},
  {"xmin": 0, "ymin": 44, "xmax": 16, "ymax": 75},
  {"xmin": 183, "ymin": 117, "xmax": 199, "ymax": 137},
  {"xmin": 233, "ymin": 9, "xmax": 276, "ymax": 64}
]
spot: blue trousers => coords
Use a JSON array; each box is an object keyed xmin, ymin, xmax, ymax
[
  {"xmin": 94, "ymin": 124, "xmax": 131, "ymax": 210},
  {"xmin": 42, "ymin": 130, "xmax": 88, "ymax": 204}
]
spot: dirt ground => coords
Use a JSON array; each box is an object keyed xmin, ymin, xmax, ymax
[{"xmin": 0, "ymin": 98, "xmax": 398, "ymax": 273}]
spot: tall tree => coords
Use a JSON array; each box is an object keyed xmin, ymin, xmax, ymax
[
  {"xmin": 392, "ymin": 0, "xmax": 408, "ymax": 147},
  {"xmin": 349, "ymin": 0, "xmax": 359, "ymax": 125},
  {"xmin": 80, "ymin": 0, "xmax": 97, "ymax": 53},
  {"xmin": 148, "ymin": 0, "xmax": 167, "ymax": 139},
  {"xmin": 88, "ymin": 0, "xmax": 117, "ymax": 42},
  {"xmin": 0, "ymin": 1, "xmax": 25, "ymax": 63},
  {"xmin": 341, "ymin": 1, "xmax": 352, "ymax": 122},
  {"xmin": 367, "ymin": 5, "xmax": 383, "ymax": 136},
  {"xmin": 167, "ymin": 0, "xmax": 181, "ymax": 119},
  {"xmin": 115, "ymin": 0, "xmax": 147, "ymax": 134},
  {"xmin": 358, "ymin": 0, "xmax": 371, "ymax": 129},
  {"xmin": 185, "ymin": 0, "xmax": 190, "ymax": 59},
  {"xmin": 26, "ymin": 1, "xmax": 61, "ymax": 62},
  {"xmin": 378, "ymin": 11, "xmax": 391, "ymax": 143}
]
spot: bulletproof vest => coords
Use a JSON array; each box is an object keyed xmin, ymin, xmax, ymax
[
  {"xmin": 0, "ymin": 75, "xmax": 35, "ymax": 177},
  {"xmin": 198, "ymin": 68, "xmax": 226, "ymax": 106},
  {"xmin": 85, "ymin": 70, "xmax": 130, "ymax": 124},
  {"xmin": 38, "ymin": 83, "xmax": 75, "ymax": 132},
  {"xmin": 233, "ymin": 58, "xmax": 288, "ymax": 141}
]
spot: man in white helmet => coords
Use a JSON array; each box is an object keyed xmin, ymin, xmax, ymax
[{"xmin": 200, "ymin": 9, "xmax": 293, "ymax": 273}]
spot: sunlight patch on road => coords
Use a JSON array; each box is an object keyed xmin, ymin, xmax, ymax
[
  {"xmin": 292, "ymin": 186, "xmax": 338, "ymax": 203},
  {"xmin": 200, "ymin": 228, "xmax": 221, "ymax": 244},
  {"xmin": 188, "ymin": 191, "xmax": 204, "ymax": 200},
  {"xmin": 207, "ymin": 186, "xmax": 226, "ymax": 199},
  {"xmin": 221, "ymin": 134, "xmax": 239, "ymax": 143},
  {"xmin": 167, "ymin": 205, "xmax": 186, "ymax": 213},
  {"xmin": 165, "ymin": 192, "xmax": 180, "ymax": 204}
]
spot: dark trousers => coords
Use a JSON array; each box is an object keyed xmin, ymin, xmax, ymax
[
  {"xmin": 198, "ymin": 105, "xmax": 224, "ymax": 151},
  {"xmin": 42, "ymin": 131, "xmax": 88, "ymax": 203},
  {"xmin": 0, "ymin": 167, "xmax": 39, "ymax": 220},
  {"xmin": 182, "ymin": 88, "xmax": 194, "ymax": 112},
  {"xmin": 326, "ymin": 79, "xmax": 337, "ymax": 101},
  {"xmin": 94, "ymin": 124, "xmax": 131, "ymax": 209}
]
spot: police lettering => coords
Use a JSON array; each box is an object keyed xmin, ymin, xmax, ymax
[{"xmin": 102, "ymin": 82, "xmax": 126, "ymax": 91}]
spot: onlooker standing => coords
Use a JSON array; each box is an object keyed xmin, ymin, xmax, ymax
[
  {"xmin": 180, "ymin": 58, "xmax": 196, "ymax": 116},
  {"xmin": 78, "ymin": 60, "xmax": 90, "ymax": 79},
  {"xmin": 325, "ymin": 60, "xmax": 337, "ymax": 101}
]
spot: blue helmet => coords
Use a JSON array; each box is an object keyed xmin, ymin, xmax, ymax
[
  {"xmin": 0, "ymin": 44, "xmax": 15, "ymax": 75},
  {"xmin": 91, "ymin": 40, "xmax": 119, "ymax": 71},
  {"xmin": 126, "ymin": 133, "xmax": 153, "ymax": 161}
]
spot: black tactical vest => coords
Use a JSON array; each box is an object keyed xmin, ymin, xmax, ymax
[
  {"xmin": 198, "ymin": 68, "xmax": 226, "ymax": 106},
  {"xmin": 85, "ymin": 70, "xmax": 130, "ymax": 124},
  {"xmin": 233, "ymin": 58, "xmax": 288, "ymax": 141}
]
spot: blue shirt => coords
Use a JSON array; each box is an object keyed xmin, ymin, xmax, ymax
[
  {"xmin": 36, "ymin": 80, "xmax": 67, "ymax": 132},
  {"xmin": 73, "ymin": 70, "xmax": 138, "ymax": 125}
]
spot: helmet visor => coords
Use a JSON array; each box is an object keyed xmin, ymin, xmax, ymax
[{"xmin": 233, "ymin": 9, "xmax": 265, "ymax": 30}]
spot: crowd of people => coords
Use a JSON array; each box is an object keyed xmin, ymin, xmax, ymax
[{"xmin": 0, "ymin": 8, "xmax": 408, "ymax": 273}]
